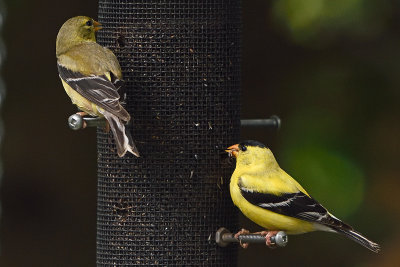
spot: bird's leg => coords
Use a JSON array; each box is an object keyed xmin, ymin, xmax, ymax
[
  {"xmin": 254, "ymin": 230, "xmax": 279, "ymax": 248},
  {"xmin": 234, "ymin": 228, "xmax": 250, "ymax": 249},
  {"xmin": 75, "ymin": 112, "xmax": 88, "ymax": 128},
  {"xmin": 104, "ymin": 121, "xmax": 110, "ymax": 133},
  {"xmin": 76, "ymin": 111, "xmax": 88, "ymax": 117}
]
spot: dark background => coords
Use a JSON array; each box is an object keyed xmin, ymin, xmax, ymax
[{"xmin": 1, "ymin": 0, "xmax": 399, "ymax": 266}]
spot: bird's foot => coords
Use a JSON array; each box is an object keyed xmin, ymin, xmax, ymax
[
  {"xmin": 234, "ymin": 228, "xmax": 250, "ymax": 249},
  {"xmin": 76, "ymin": 112, "xmax": 88, "ymax": 128},
  {"xmin": 254, "ymin": 230, "xmax": 279, "ymax": 248},
  {"xmin": 76, "ymin": 111, "xmax": 88, "ymax": 117},
  {"xmin": 104, "ymin": 121, "xmax": 110, "ymax": 133}
]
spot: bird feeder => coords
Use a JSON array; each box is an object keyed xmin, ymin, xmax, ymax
[{"xmin": 95, "ymin": 1, "xmax": 241, "ymax": 265}]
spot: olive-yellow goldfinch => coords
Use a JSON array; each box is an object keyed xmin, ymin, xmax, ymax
[
  {"xmin": 226, "ymin": 140, "xmax": 380, "ymax": 252},
  {"xmin": 56, "ymin": 16, "xmax": 139, "ymax": 157}
]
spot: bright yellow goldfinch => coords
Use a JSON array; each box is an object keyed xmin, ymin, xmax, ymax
[
  {"xmin": 226, "ymin": 140, "xmax": 380, "ymax": 252},
  {"xmin": 56, "ymin": 16, "xmax": 139, "ymax": 157}
]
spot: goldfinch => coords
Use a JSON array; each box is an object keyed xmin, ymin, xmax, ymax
[
  {"xmin": 56, "ymin": 16, "xmax": 139, "ymax": 157},
  {"xmin": 226, "ymin": 140, "xmax": 380, "ymax": 252}
]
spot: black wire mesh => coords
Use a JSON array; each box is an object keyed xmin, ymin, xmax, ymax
[{"xmin": 96, "ymin": 1, "xmax": 241, "ymax": 265}]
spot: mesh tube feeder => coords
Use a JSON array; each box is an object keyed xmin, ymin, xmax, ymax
[{"xmin": 96, "ymin": 1, "xmax": 241, "ymax": 265}]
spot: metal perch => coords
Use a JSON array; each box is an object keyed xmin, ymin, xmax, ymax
[
  {"xmin": 215, "ymin": 227, "xmax": 288, "ymax": 248},
  {"xmin": 68, "ymin": 114, "xmax": 281, "ymax": 130}
]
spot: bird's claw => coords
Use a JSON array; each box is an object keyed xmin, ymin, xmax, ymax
[
  {"xmin": 255, "ymin": 230, "xmax": 279, "ymax": 248},
  {"xmin": 235, "ymin": 229, "xmax": 281, "ymax": 249},
  {"xmin": 75, "ymin": 112, "xmax": 88, "ymax": 129},
  {"xmin": 234, "ymin": 228, "xmax": 250, "ymax": 249},
  {"xmin": 76, "ymin": 111, "xmax": 88, "ymax": 117},
  {"xmin": 104, "ymin": 121, "xmax": 110, "ymax": 133}
]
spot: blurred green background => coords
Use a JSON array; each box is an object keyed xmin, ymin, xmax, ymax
[{"xmin": 1, "ymin": 0, "xmax": 398, "ymax": 266}]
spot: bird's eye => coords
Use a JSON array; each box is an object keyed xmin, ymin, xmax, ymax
[
  {"xmin": 86, "ymin": 20, "xmax": 93, "ymax": 26},
  {"xmin": 241, "ymin": 146, "xmax": 247, "ymax": 151}
]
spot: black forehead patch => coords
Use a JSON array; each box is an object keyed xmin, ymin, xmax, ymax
[{"xmin": 239, "ymin": 140, "xmax": 266, "ymax": 149}]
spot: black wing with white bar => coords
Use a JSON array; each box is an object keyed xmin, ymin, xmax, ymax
[
  {"xmin": 238, "ymin": 177, "xmax": 350, "ymax": 228},
  {"xmin": 57, "ymin": 63, "xmax": 129, "ymax": 121}
]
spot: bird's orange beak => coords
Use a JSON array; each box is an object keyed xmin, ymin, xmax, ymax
[
  {"xmin": 225, "ymin": 144, "xmax": 239, "ymax": 158},
  {"xmin": 93, "ymin": 20, "xmax": 102, "ymax": 32}
]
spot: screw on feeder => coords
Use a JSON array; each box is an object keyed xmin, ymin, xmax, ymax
[
  {"xmin": 240, "ymin": 115, "xmax": 281, "ymax": 130},
  {"xmin": 68, "ymin": 114, "xmax": 84, "ymax": 130},
  {"xmin": 215, "ymin": 227, "xmax": 288, "ymax": 248},
  {"xmin": 67, "ymin": 114, "xmax": 107, "ymax": 130}
]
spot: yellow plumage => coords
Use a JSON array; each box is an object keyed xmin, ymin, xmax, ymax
[
  {"xmin": 227, "ymin": 140, "xmax": 380, "ymax": 252},
  {"xmin": 56, "ymin": 16, "xmax": 139, "ymax": 157},
  {"xmin": 61, "ymin": 79, "xmax": 104, "ymax": 117},
  {"xmin": 229, "ymin": 145, "xmax": 317, "ymax": 234}
]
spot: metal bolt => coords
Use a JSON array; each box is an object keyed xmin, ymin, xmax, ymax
[
  {"xmin": 68, "ymin": 114, "xmax": 107, "ymax": 130},
  {"xmin": 241, "ymin": 115, "xmax": 281, "ymax": 130},
  {"xmin": 68, "ymin": 114, "xmax": 83, "ymax": 130},
  {"xmin": 215, "ymin": 227, "xmax": 288, "ymax": 248},
  {"xmin": 270, "ymin": 231, "xmax": 288, "ymax": 247}
]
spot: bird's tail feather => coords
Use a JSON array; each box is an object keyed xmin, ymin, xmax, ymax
[
  {"xmin": 101, "ymin": 111, "xmax": 140, "ymax": 157},
  {"xmin": 332, "ymin": 226, "xmax": 380, "ymax": 253}
]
